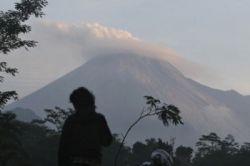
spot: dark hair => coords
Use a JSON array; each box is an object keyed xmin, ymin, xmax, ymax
[{"xmin": 70, "ymin": 87, "xmax": 95, "ymax": 109}]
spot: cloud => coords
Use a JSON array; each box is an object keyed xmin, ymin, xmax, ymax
[
  {"xmin": 86, "ymin": 23, "xmax": 139, "ymax": 40},
  {"xmin": 2, "ymin": 20, "xmax": 217, "ymax": 98}
]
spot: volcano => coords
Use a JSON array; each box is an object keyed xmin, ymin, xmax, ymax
[{"xmin": 6, "ymin": 53, "xmax": 250, "ymax": 145}]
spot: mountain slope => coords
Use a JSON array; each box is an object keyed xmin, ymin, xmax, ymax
[
  {"xmin": 6, "ymin": 54, "xmax": 250, "ymax": 145},
  {"xmin": 7, "ymin": 107, "xmax": 41, "ymax": 122}
]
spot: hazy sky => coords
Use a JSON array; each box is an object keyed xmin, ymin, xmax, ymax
[{"xmin": 1, "ymin": 0, "xmax": 250, "ymax": 95}]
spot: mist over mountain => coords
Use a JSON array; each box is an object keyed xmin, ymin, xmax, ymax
[{"xmin": 6, "ymin": 53, "xmax": 250, "ymax": 146}]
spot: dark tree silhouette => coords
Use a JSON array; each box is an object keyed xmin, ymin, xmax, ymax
[
  {"xmin": 194, "ymin": 132, "xmax": 221, "ymax": 158},
  {"xmin": 0, "ymin": 0, "xmax": 47, "ymax": 54},
  {"xmin": 114, "ymin": 95, "xmax": 183, "ymax": 166},
  {"xmin": 0, "ymin": 112, "xmax": 32, "ymax": 166},
  {"xmin": 32, "ymin": 107, "xmax": 74, "ymax": 133},
  {"xmin": 175, "ymin": 146, "xmax": 193, "ymax": 166},
  {"xmin": 0, "ymin": 0, "xmax": 48, "ymax": 109},
  {"xmin": 0, "ymin": 1, "xmax": 47, "ymax": 165},
  {"xmin": 192, "ymin": 132, "xmax": 242, "ymax": 166}
]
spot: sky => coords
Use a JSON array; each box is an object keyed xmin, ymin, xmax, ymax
[{"xmin": 1, "ymin": 0, "xmax": 250, "ymax": 96}]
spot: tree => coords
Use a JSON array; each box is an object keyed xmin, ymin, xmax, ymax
[
  {"xmin": 220, "ymin": 134, "xmax": 239, "ymax": 155},
  {"xmin": 175, "ymin": 146, "xmax": 193, "ymax": 166},
  {"xmin": 194, "ymin": 132, "xmax": 221, "ymax": 159},
  {"xmin": 0, "ymin": 111, "xmax": 33, "ymax": 166},
  {"xmin": 103, "ymin": 134, "xmax": 132, "ymax": 166},
  {"xmin": 18, "ymin": 120, "xmax": 59, "ymax": 166},
  {"xmin": 240, "ymin": 142, "xmax": 250, "ymax": 152},
  {"xmin": 0, "ymin": 1, "xmax": 47, "ymax": 165},
  {"xmin": 32, "ymin": 107, "xmax": 74, "ymax": 133},
  {"xmin": 193, "ymin": 133, "xmax": 241, "ymax": 166},
  {"xmin": 0, "ymin": 0, "xmax": 48, "ymax": 109},
  {"xmin": 233, "ymin": 142, "xmax": 250, "ymax": 166},
  {"xmin": 115, "ymin": 96, "xmax": 183, "ymax": 166}
]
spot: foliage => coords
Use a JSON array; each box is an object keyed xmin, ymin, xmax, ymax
[
  {"xmin": 195, "ymin": 132, "xmax": 221, "ymax": 158},
  {"xmin": 32, "ymin": 107, "xmax": 74, "ymax": 133},
  {"xmin": 193, "ymin": 132, "xmax": 241, "ymax": 166},
  {"xmin": 235, "ymin": 142, "xmax": 250, "ymax": 165},
  {"xmin": 102, "ymin": 134, "xmax": 132, "ymax": 166},
  {"xmin": 0, "ymin": 1, "xmax": 47, "ymax": 165},
  {"xmin": 17, "ymin": 121, "xmax": 59, "ymax": 166},
  {"xmin": 1, "ymin": 109, "xmax": 61, "ymax": 166},
  {"xmin": 144, "ymin": 96, "xmax": 183, "ymax": 126},
  {"xmin": 0, "ymin": 0, "xmax": 48, "ymax": 54},
  {"xmin": 0, "ymin": 0, "xmax": 47, "ymax": 109},
  {"xmin": 1, "ymin": 108, "xmax": 250, "ymax": 166},
  {"xmin": 0, "ymin": 112, "xmax": 30, "ymax": 166},
  {"xmin": 115, "ymin": 96, "xmax": 183, "ymax": 166},
  {"xmin": 175, "ymin": 146, "xmax": 193, "ymax": 166}
]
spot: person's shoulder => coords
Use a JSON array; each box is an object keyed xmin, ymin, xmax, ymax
[
  {"xmin": 95, "ymin": 112, "xmax": 105, "ymax": 118},
  {"xmin": 95, "ymin": 112, "xmax": 106, "ymax": 121},
  {"xmin": 64, "ymin": 113, "xmax": 77, "ymax": 123}
]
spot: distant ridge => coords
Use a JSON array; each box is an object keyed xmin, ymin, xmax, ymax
[{"xmin": 7, "ymin": 107, "xmax": 41, "ymax": 122}]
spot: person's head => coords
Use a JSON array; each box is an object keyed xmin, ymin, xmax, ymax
[
  {"xmin": 152, "ymin": 154, "xmax": 162, "ymax": 166},
  {"xmin": 151, "ymin": 149, "xmax": 173, "ymax": 166},
  {"xmin": 70, "ymin": 87, "xmax": 96, "ymax": 111}
]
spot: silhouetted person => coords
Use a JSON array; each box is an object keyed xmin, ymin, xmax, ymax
[{"xmin": 58, "ymin": 87, "xmax": 113, "ymax": 166}]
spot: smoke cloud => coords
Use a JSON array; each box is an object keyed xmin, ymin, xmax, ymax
[{"xmin": 2, "ymin": 20, "xmax": 218, "ymax": 98}]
